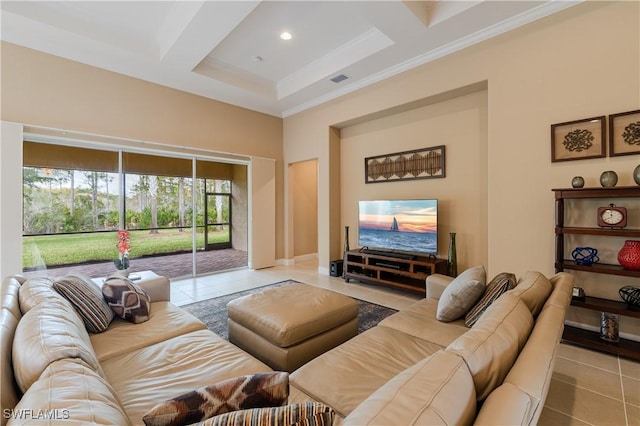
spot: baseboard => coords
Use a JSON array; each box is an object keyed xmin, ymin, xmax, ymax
[
  {"xmin": 294, "ymin": 253, "xmax": 318, "ymax": 262},
  {"xmin": 565, "ymin": 319, "xmax": 640, "ymax": 343}
]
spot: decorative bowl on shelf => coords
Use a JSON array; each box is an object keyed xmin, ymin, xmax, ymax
[
  {"xmin": 619, "ymin": 286, "xmax": 640, "ymax": 311},
  {"xmin": 571, "ymin": 247, "xmax": 599, "ymax": 266}
]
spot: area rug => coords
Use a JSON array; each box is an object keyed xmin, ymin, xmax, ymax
[{"xmin": 181, "ymin": 280, "xmax": 398, "ymax": 340}]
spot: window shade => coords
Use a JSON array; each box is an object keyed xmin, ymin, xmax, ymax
[{"xmin": 23, "ymin": 142, "xmax": 118, "ymax": 172}]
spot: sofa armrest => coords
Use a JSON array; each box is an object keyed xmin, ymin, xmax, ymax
[
  {"xmin": 426, "ymin": 274, "xmax": 454, "ymax": 300},
  {"xmin": 136, "ymin": 274, "xmax": 170, "ymax": 302}
]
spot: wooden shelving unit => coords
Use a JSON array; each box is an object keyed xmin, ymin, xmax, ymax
[
  {"xmin": 553, "ymin": 186, "xmax": 640, "ymax": 360},
  {"xmin": 344, "ymin": 249, "xmax": 447, "ymax": 296}
]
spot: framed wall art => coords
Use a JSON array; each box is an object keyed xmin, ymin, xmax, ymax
[
  {"xmin": 550, "ymin": 116, "xmax": 606, "ymax": 162},
  {"xmin": 609, "ymin": 109, "xmax": 640, "ymax": 157},
  {"xmin": 364, "ymin": 145, "xmax": 445, "ymax": 184}
]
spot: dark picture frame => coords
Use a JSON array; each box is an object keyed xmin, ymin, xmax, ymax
[
  {"xmin": 364, "ymin": 145, "xmax": 445, "ymax": 184},
  {"xmin": 609, "ymin": 109, "xmax": 640, "ymax": 157},
  {"xmin": 551, "ymin": 116, "xmax": 606, "ymax": 162}
]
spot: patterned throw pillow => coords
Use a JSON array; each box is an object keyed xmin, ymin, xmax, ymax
[
  {"xmin": 52, "ymin": 274, "xmax": 114, "ymax": 333},
  {"xmin": 102, "ymin": 275, "xmax": 150, "ymax": 324},
  {"xmin": 436, "ymin": 265, "xmax": 486, "ymax": 322},
  {"xmin": 464, "ymin": 272, "xmax": 517, "ymax": 327},
  {"xmin": 198, "ymin": 402, "xmax": 335, "ymax": 426},
  {"xmin": 143, "ymin": 372, "xmax": 290, "ymax": 426}
]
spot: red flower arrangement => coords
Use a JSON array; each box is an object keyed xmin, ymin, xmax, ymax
[{"xmin": 114, "ymin": 230, "xmax": 130, "ymax": 270}]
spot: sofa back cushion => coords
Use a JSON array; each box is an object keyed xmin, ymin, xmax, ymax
[
  {"xmin": 343, "ymin": 350, "xmax": 476, "ymax": 426},
  {"xmin": 2, "ymin": 276, "xmax": 23, "ymax": 321},
  {"xmin": 13, "ymin": 358, "xmax": 130, "ymax": 426},
  {"xmin": 18, "ymin": 277, "xmax": 70, "ymax": 314},
  {"xmin": 12, "ymin": 301, "xmax": 102, "ymax": 393},
  {"xmin": 1, "ymin": 276, "xmax": 24, "ymax": 422},
  {"xmin": 507, "ymin": 271, "xmax": 552, "ymax": 316},
  {"xmin": 446, "ymin": 293, "xmax": 533, "ymax": 401}
]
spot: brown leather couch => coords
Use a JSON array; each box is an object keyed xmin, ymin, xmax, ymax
[{"xmin": 1, "ymin": 270, "xmax": 573, "ymax": 425}]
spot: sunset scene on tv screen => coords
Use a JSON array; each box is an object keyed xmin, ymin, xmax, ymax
[{"xmin": 359, "ymin": 200, "xmax": 437, "ymax": 233}]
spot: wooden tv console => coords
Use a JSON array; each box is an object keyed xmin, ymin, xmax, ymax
[{"xmin": 344, "ymin": 249, "xmax": 448, "ymax": 296}]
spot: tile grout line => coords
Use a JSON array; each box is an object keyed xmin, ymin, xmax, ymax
[
  {"xmin": 551, "ymin": 376, "xmax": 627, "ymax": 403},
  {"xmin": 618, "ymin": 356, "xmax": 630, "ymax": 426},
  {"xmin": 556, "ymin": 354, "xmax": 622, "ymax": 375},
  {"xmin": 542, "ymin": 405, "xmax": 596, "ymax": 426}
]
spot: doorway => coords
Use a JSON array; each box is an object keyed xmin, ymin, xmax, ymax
[
  {"xmin": 290, "ymin": 160, "xmax": 318, "ymax": 258},
  {"xmin": 204, "ymin": 191, "xmax": 232, "ymax": 250}
]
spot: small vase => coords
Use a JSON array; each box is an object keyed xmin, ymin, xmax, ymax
[
  {"xmin": 600, "ymin": 312, "xmax": 619, "ymax": 343},
  {"xmin": 344, "ymin": 226, "xmax": 350, "ymax": 253},
  {"xmin": 634, "ymin": 164, "xmax": 640, "ymax": 186},
  {"xmin": 448, "ymin": 233, "xmax": 457, "ymax": 277},
  {"xmin": 117, "ymin": 269, "xmax": 129, "ymax": 278},
  {"xmin": 571, "ymin": 176, "xmax": 585, "ymax": 188},
  {"xmin": 600, "ymin": 170, "xmax": 618, "ymax": 188},
  {"xmin": 618, "ymin": 240, "xmax": 640, "ymax": 271}
]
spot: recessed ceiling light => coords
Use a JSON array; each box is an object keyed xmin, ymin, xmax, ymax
[{"xmin": 280, "ymin": 32, "xmax": 292, "ymax": 41}]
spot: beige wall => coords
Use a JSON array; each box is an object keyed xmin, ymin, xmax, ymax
[
  {"xmin": 0, "ymin": 42, "xmax": 285, "ymax": 259},
  {"xmin": 283, "ymin": 2, "xmax": 639, "ymax": 332},
  {"xmin": 341, "ymin": 89, "xmax": 488, "ymax": 271}
]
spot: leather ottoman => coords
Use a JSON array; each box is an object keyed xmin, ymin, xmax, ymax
[{"xmin": 227, "ymin": 283, "xmax": 359, "ymax": 372}]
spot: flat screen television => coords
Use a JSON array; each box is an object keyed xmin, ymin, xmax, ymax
[{"xmin": 358, "ymin": 199, "xmax": 438, "ymax": 256}]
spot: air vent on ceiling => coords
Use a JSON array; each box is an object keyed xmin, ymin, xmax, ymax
[{"xmin": 330, "ymin": 74, "xmax": 349, "ymax": 83}]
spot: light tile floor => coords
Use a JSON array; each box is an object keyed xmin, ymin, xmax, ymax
[{"xmin": 171, "ymin": 260, "xmax": 640, "ymax": 426}]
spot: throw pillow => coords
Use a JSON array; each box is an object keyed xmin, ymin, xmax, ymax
[
  {"xmin": 52, "ymin": 274, "xmax": 114, "ymax": 333},
  {"xmin": 464, "ymin": 272, "xmax": 517, "ymax": 327},
  {"xmin": 436, "ymin": 265, "xmax": 486, "ymax": 322},
  {"xmin": 199, "ymin": 402, "xmax": 335, "ymax": 426},
  {"xmin": 143, "ymin": 372, "xmax": 290, "ymax": 426},
  {"xmin": 102, "ymin": 275, "xmax": 150, "ymax": 324}
]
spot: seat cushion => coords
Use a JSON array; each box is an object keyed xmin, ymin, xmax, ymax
[
  {"xmin": 379, "ymin": 298, "xmax": 468, "ymax": 347},
  {"xmin": 290, "ymin": 325, "xmax": 442, "ymax": 418},
  {"xmin": 227, "ymin": 284, "xmax": 358, "ymax": 347},
  {"xmin": 53, "ymin": 274, "xmax": 114, "ymax": 333},
  {"xmin": 343, "ymin": 350, "xmax": 476, "ymax": 426},
  {"xmin": 436, "ymin": 266, "xmax": 486, "ymax": 322},
  {"xmin": 101, "ymin": 329, "xmax": 272, "ymax": 424},
  {"xmin": 90, "ymin": 301, "xmax": 206, "ymax": 362},
  {"xmin": 446, "ymin": 293, "xmax": 533, "ymax": 401}
]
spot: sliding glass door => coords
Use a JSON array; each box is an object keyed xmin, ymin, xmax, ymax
[{"xmin": 23, "ymin": 141, "xmax": 248, "ymax": 279}]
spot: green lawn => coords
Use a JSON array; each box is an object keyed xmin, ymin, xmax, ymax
[{"xmin": 23, "ymin": 229, "xmax": 228, "ymax": 268}]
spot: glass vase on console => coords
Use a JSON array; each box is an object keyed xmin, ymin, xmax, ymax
[{"xmin": 448, "ymin": 233, "xmax": 457, "ymax": 277}]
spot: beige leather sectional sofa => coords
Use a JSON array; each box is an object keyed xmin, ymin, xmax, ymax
[{"xmin": 1, "ymin": 270, "xmax": 573, "ymax": 425}]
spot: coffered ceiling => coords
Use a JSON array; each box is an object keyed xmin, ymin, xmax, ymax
[{"xmin": 1, "ymin": 1, "xmax": 580, "ymax": 117}]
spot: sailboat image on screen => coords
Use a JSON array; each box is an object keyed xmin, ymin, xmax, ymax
[{"xmin": 358, "ymin": 199, "xmax": 438, "ymax": 256}]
